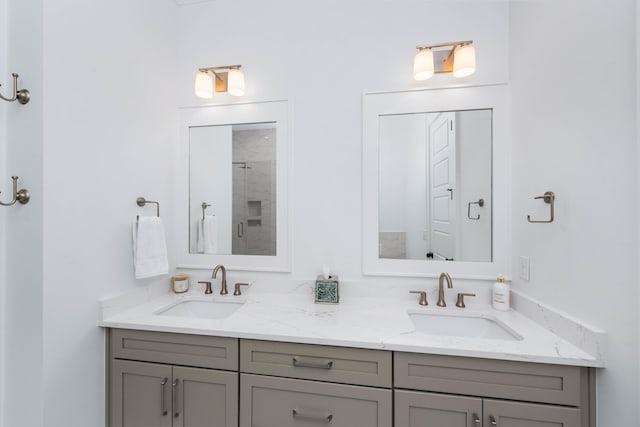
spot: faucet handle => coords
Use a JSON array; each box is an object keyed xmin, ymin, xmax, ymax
[
  {"xmin": 234, "ymin": 283, "xmax": 249, "ymax": 296},
  {"xmin": 198, "ymin": 281, "xmax": 212, "ymax": 295},
  {"xmin": 455, "ymin": 292, "xmax": 476, "ymax": 308},
  {"xmin": 410, "ymin": 290, "xmax": 428, "ymax": 306}
]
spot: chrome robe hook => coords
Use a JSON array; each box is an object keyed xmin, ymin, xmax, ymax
[
  {"xmin": 0, "ymin": 73, "xmax": 31, "ymax": 105},
  {"xmin": 0, "ymin": 176, "xmax": 31, "ymax": 206}
]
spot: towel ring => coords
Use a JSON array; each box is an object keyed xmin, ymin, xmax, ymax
[
  {"xmin": 527, "ymin": 191, "xmax": 555, "ymax": 223},
  {"xmin": 467, "ymin": 198, "xmax": 484, "ymax": 220},
  {"xmin": 136, "ymin": 197, "xmax": 160, "ymax": 217}
]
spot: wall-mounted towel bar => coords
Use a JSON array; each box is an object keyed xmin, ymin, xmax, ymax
[
  {"xmin": 201, "ymin": 202, "xmax": 212, "ymax": 220},
  {"xmin": 0, "ymin": 176, "xmax": 30, "ymax": 206},
  {"xmin": 136, "ymin": 197, "xmax": 160, "ymax": 219},
  {"xmin": 467, "ymin": 198, "xmax": 484, "ymax": 220},
  {"xmin": 527, "ymin": 191, "xmax": 555, "ymax": 223},
  {"xmin": 0, "ymin": 73, "xmax": 30, "ymax": 105}
]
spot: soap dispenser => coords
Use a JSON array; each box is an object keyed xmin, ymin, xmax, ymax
[{"xmin": 492, "ymin": 275, "xmax": 510, "ymax": 311}]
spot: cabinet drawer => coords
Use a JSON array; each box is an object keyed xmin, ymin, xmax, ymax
[
  {"xmin": 111, "ymin": 329, "xmax": 238, "ymax": 371},
  {"xmin": 240, "ymin": 373, "xmax": 392, "ymax": 427},
  {"xmin": 395, "ymin": 352, "xmax": 583, "ymax": 406},
  {"xmin": 240, "ymin": 339, "xmax": 392, "ymax": 387}
]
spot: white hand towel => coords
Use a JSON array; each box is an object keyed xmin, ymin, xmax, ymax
[
  {"xmin": 132, "ymin": 217, "xmax": 169, "ymax": 279},
  {"xmin": 196, "ymin": 219, "xmax": 205, "ymax": 253},
  {"xmin": 202, "ymin": 215, "xmax": 218, "ymax": 254}
]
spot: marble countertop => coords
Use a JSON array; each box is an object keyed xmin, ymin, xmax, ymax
[{"xmin": 98, "ymin": 281, "xmax": 605, "ymax": 368}]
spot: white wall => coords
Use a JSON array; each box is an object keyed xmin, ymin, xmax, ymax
[
  {"xmin": 39, "ymin": 1, "xmax": 177, "ymax": 426},
  {"xmin": 176, "ymin": 0, "xmax": 510, "ymax": 278},
  {"xmin": 509, "ymin": 0, "xmax": 638, "ymax": 423},
  {"xmin": 1, "ymin": 0, "xmax": 44, "ymax": 425}
]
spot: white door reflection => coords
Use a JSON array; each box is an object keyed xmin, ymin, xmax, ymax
[{"xmin": 378, "ymin": 109, "xmax": 491, "ymax": 262}]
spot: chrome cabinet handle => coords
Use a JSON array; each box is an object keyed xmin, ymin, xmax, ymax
[
  {"xmin": 292, "ymin": 408, "xmax": 333, "ymax": 423},
  {"xmin": 446, "ymin": 188, "xmax": 453, "ymax": 200},
  {"xmin": 489, "ymin": 415, "xmax": 498, "ymax": 425},
  {"xmin": 237, "ymin": 222, "xmax": 244, "ymax": 237},
  {"xmin": 472, "ymin": 413, "xmax": 480, "ymax": 424},
  {"xmin": 292, "ymin": 356, "xmax": 333, "ymax": 369},
  {"xmin": 467, "ymin": 198, "xmax": 484, "ymax": 220},
  {"xmin": 160, "ymin": 377, "xmax": 168, "ymax": 416},
  {"xmin": 172, "ymin": 379, "xmax": 179, "ymax": 418}
]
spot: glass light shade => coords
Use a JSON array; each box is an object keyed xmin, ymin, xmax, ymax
[
  {"xmin": 413, "ymin": 49, "xmax": 434, "ymax": 81},
  {"xmin": 227, "ymin": 69, "xmax": 245, "ymax": 96},
  {"xmin": 194, "ymin": 71, "xmax": 214, "ymax": 98},
  {"xmin": 453, "ymin": 44, "xmax": 476, "ymax": 78}
]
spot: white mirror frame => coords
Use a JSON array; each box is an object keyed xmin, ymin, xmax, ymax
[
  {"xmin": 177, "ymin": 100, "xmax": 292, "ymax": 272},
  {"xmin": 362, "ymin": 83, "xmax": 511, "ymax": 280}
]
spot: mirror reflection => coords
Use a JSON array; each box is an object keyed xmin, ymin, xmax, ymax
[
  {"xmin": 189, "ymin": 122, "xmax": 277, "ymax": 256},
  {"xmin": 378, "ymin": 109, "xmax": 492, "ymax": 262}
]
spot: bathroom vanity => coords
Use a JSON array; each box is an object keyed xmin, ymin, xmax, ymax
[{"xmin": 100, "ymin": 284, "xmax": 602, "ymax": 427}]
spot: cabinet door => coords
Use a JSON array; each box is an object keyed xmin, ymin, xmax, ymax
[
  {"xmin": 240, "ymin": 373, "xmax": 392, "ymax": 427},
  {"xmin": 484, "ymin": 399, "xmax": 581, "ymax": 427},
  {"xmin": 111, "ymin": 360, "xmax": 173, "ymax": 427},
  {"xmin": 173, "ymin": 366, "xmax": 238, "ymax": 427},
  {"xmin": 395, "ymin": 390, "xmax": 482, "ymax": 427}
]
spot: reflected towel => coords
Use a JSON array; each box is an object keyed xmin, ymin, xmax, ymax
[
  {"xmin": 197, "ymin": 215, "xmax": 218, "ymax": 254},
  {"xmin": 132, "ymin": 217, "xmax": 169, "ymax": 279}
]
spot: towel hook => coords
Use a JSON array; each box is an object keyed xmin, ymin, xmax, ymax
[
  {"xmin": 527, "ymin": 191, "xmax": 555, "ymax": 223},
  {"xmin": 0, "ymin": 176, "xmax": 30, "ymax": 206},
  {"xmin": 0, "ymin": 73, "xmax": 31, "ymax": 105},
  {"xmin": 136, "ymin": 197, "xmax": 160, "ymax": 217},
  {"xmin": 467, "ymin": 198, "xmax": 484, "ymax": 220}
]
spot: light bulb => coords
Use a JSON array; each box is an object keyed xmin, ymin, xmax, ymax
[
  {"xmin": 227, "ymin": 69, "xmax": 245, "ymax": 96},
  {"xmin": 194, "ymin": 71, "xmax": 214, "ymax": 98},
  {"xmin": 413, "ymin": 48, "xmax": 434, "ymax": 81},
  {"xmin": 453, "ymin": 43, "xmax": 476, "ymax": 78}
]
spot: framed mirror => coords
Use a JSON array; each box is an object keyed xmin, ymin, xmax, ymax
[
  {"xmin": 363, "ymin": 84, "xmax": 511, "ymax": 279},
  {"xmin": 178, "ymin": 100, "xmax": 291, "ymax": 272}
]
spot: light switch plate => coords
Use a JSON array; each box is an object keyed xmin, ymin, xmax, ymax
[{"xmin": 519, "ymin": 256, "xmax": 530, "ymax": 281}]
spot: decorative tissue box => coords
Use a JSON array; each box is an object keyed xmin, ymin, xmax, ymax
[{"xmin": 315, "ymin": 275, "xmax": 339, "ymax": 304}]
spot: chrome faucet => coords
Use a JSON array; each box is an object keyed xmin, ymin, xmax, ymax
[
  {"xmin": 436, "ymin": 272, "xmax": 453, "ymax": 307},
  {"xmin": 212, "ymin": 264, "xmax": 228, "ymax": 295}
]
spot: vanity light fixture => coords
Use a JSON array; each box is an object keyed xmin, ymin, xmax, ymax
[
  {"xmin": 194, "ymin": 65, "xmax": 245, "ymax": 98},
  {"xmin": 413, "ymin": 41, "xmax": 476, "ymax": 81}
]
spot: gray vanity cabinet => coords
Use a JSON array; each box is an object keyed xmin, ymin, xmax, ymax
[
  {"xmin": 239, "ymin": 339, "xmax": 393, "ymax": 427},
  {"xmin": 107, "ymin": 329, "xmax": 594, "ymax": 427},
  {"xmin": 395, "ymin": 390, "xmax": 482, "ymax": 426},
  {"xmin": 483, "ymin": 399, "xmax": 581, "ymax": 426},
  {"xmin": 395, "ymin": 390, "xmax": 581, "ymax": 427},
  {"xmin": 111, "ymin": 360, "xmax": 173, "ymax": 427},
  {"xmin": 108, "ymin": 329, "xmax": 239, "ymax": 427},
  {"xmin": 240, "ymin": 374, "xmax": 392, "ymax": 427},
  {"xmin": 394, "ymin": 352, "xmax": 591, "ymax": 427}
]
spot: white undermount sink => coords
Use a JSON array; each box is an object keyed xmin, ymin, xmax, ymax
[
  {"xmin": 408, "ymin": 311, "xmax": 523, "ymax": 341},
  {"xmin": 155, "ymin": 298, "xmax": 245, "ymax": 320}
]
